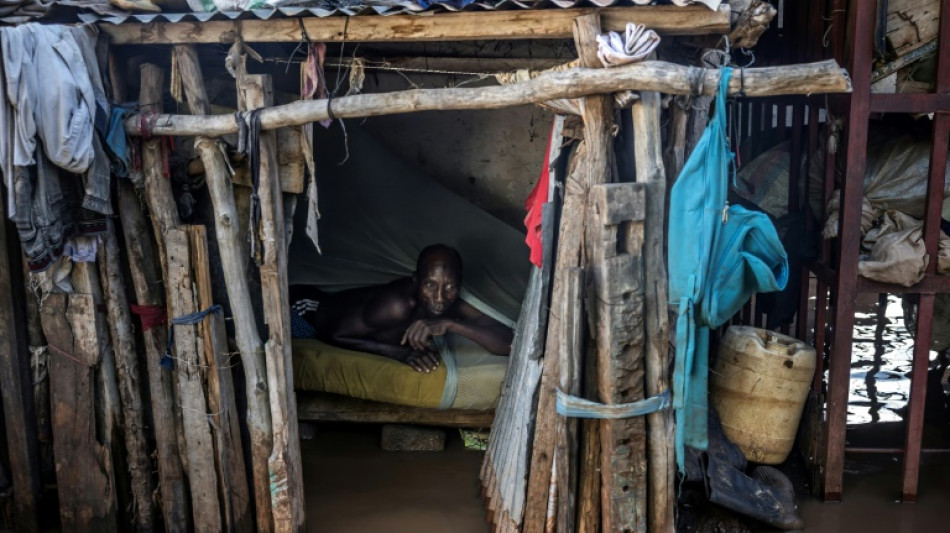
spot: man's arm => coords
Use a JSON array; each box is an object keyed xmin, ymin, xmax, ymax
[
  {"xmin": 402, "ymin": 301, "xmax": 513, "ymax": 356},
  {"xmin": 327, "ymin": 287, "xmax": 440, "ymax": 372}
]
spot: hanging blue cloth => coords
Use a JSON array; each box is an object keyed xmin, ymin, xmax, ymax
[{"xmin": 668, "ymin": 67, "xmax": 789, "ymax": 471}]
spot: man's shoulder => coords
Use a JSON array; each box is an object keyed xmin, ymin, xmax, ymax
[{"xmin": 366, "ymin": 278, "xmax": 416, "ymax": 320}]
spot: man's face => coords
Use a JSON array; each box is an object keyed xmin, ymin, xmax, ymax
[{"xmin": 417, "ymin": 262, "xmax": 460, "ymax": 317}]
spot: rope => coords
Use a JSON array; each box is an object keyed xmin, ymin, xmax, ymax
[
  {"xmin": 164, "ymin": 304, "xmax": 222, "ymax": 369},
  {"xmin": 47, "ymin": 343, "xmax": 95, "ymax": 368},
  {"xmin": 556, "ymin": 389, "xmax": 671, "ymax": 419}
]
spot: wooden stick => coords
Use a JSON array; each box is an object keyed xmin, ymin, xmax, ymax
[
  {"xmin": 239, "ymin": 74, "xmax": 307, "ymax": 532},
  {"xmin": 97, "ymin": 220, "xmax": 156, "ymax": 532},
  {"xmin": 0, "ymin": 198, "xmax": 41, "ymax": 533},
  {"xmin": 40, "ymin": 293, "xmax": 118, "ymax": 532},
  {"xmin": 555, "ymin": 268, "xmax": 584, "ymax": 533},
  {"xmin": 186, "ymin": 225, "xmax": 253, "ymax": 533},
  {"xmin": 165, "ymin": 227, "xmax": 222, "ymax": 533},
  {"xmin": 175, "ymin": 43, "xmax": 274, "ymax": 533},
  {"xmin": 139, "ymin": 64, "xmax": 181, "ymax": 271},
  {"xmin": 632, "ymin": 92, "xmax": 676, "ymax": 533},
  {"xmin": 116, "ymin": 181, "xmax": 190, "ymax": 531},
  {"xmin": 102, "ymin": 5, "xmax": 731, "ymax": 45},
  {"xmin": 23, "ymin": 257, "xmax": 54, "ymax": 481},
  {"xmin": 124, "ymin": 60, "xmax": 852, "ymax": 138}
]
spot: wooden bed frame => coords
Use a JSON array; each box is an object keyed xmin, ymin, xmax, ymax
[{"xmin": 295, "ymin": 391, "xmax": 495, "ymax": 428}]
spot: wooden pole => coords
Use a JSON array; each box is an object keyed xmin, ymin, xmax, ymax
[
  {"xmin": 22, "ymin": 257, "xmax": 54, "ymax": 481},
  {"xmin": 239, "ymin": 74, "xmax": 307, "ymax": 532},
  {"xmin": 185, "ymin": 225, "xmax": 253, "ymax": 533},
  {"xmin": 555, "ymin": 268, "xmax": 584, "ymax": 533},
  {"xmin": 138, "ymin": 64, "xmax": 180, "ymax": 272},
  {"xmin": 116, "ymin": 182, "xmax": 190, "ymax": 531},
  {"xmin": 175, "ymin": 44, "xmax": 274, "ymax": 532},
  {"xmin": 40, "ymin": 293, "xmax": 118, "ymax": 532},
  {"xmin": 523, "ymin": 147, "xmax": 592, "ymax": 533},
  {"xmin": 124, "ymin": 60, "xmax": 852, "ymax": 138},
  {"xmin": 0, "ymin": 196, "xmax": 41, "ymax": 533},
  {"xmin": 631, "ymin": 92, "xmax": 675, "ymax": 533},
  {"xmin": 164, "ymin": 227, "xmax": 223, "ymax": 533},
  {"xmin": 97, "ymin": 220, "xmax": 156, "ymax": 532}
]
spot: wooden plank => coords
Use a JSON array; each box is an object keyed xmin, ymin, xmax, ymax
[
  {"xmin": 239, "ymin": 74, "xmax": 306, "ymax": 532},
  {"xmin": 176, "ymin": 43, "xmax": 274, "ymax": 533},
  {"xmin": 165, "ymin": 227, "xmax": 222, "ymax": 532},
  {"xmin": 0, "ymin": 192, "xmax": 41, "ymax": 533},
  {"xmin": 96, "ymin": 221, "xmax": 156, "ymax": 532},
  {"xmin": 102, "ymin": 5, "xmax": 731, "ymax": 45},
  {"xmin": 588, "ymin": 183, "xmax": 647, "ymax": 533},
  {"xmin": 186, "ymin": 225, "xmax": 253, "ymax": 532},
  {"xmin": 631, "ymin": 92, "xmax": 675, "ymax": 533},
  {"xmin": 124, "ymin": 60, "xmax": 852, "ymax": 138},
  {"xmin": 555, "ymin": 268, "xmax": 584, "ymax": 533},
  {"xmin": 116, "ymin": 181, "xmax": 190, "ymax": 531},
  {"xmin": 886, "ymin": 0, "xmax": 940, "ymax": 57},
  {"xmin": 297, "ymin": 393, "xmax": 495, "ymax": 428},
  {"xmin": 22, "ymin": 257, "xmax": 54, "ymax": 482},
  {"xmin": 40, "ymin": 293, "xmax": 117, "ymax": 533}
]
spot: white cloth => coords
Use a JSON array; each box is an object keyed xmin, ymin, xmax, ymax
[
  {"xmin": 64, "ymin": 235, "xmax": 99, "ymax": 263},
  {"xmin": 596, "ymin": 23, "xmax": 661, "ymax": 68}
]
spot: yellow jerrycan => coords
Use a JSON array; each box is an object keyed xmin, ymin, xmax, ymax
[{"xmin": 710, "ymin": 326, "xmax": 816, "ymax": 464}]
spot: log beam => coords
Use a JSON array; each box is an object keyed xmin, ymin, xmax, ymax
[
  {"xmin": 124, "ymin": 60, "xmax": 852, "ymax": 138},
  {"xmin": 176, "ymin": 43, "xmax": 274, "ymax": 533},
  {"xmin": 239, "ymin": 74, "xmax": 307, "ymax": 532},
  {"xmin": 632, "ymin": 92, "xmax": 675, "ymax": 533},
  {"xmin": 101, "ymin": 5, "xmax": 731, "ymax": 45}
]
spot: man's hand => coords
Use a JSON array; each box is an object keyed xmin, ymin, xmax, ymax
[
  {"xmin": 405, "ymin": 349, "xmax": 440, "ymax": 373},
  {"xmin": 401, "ymin": 318, "xmax": 454, "ymax": 352}
]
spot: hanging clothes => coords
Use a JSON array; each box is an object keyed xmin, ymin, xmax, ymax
[
  {"xmin": 668, "ymin": 67, "xmax": 789, "ymax": 471},
  {"xmin": 523, "ymin": 122, "xmax": 555, "ymax": 268}
]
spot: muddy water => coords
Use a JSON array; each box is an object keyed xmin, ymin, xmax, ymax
[{"xmin": 302, "ymin": 423, "xmax": 488, "ymax": 533}]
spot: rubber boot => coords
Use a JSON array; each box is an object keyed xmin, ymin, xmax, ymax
[{"xmin": 704, "ymin": 457, "xmax": 805, "ymax": 530}]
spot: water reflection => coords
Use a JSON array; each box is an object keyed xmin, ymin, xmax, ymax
[{"xmin": 844, "ymin": 294, "xmax": 940, "ymax": 425}]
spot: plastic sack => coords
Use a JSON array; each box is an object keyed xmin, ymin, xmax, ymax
[{"xmin": 857, "ymin": 211, "xmax": 929, "ymax": 287}]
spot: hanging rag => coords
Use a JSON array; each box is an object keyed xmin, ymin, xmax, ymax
[
  {"xmin": 668, "ymin": 67, "xmax": 789, "ymax": 471},
  {"xmin": 63, "ymin": 234, "xmax": 99, "ymax": 262},
  {"xmin": 236, "ymin": 109, "xmax": 263, "ymax": 265},
  {"xmin": 524, "ymin": 121, "xmax": 555, "ymax": 268},
  {"xmin": 105, "ymin": 105, "xmax": 132, "ymax": 178},
  {"xmin": 301, "ymin": 42, "xmax": 332, "ymax": 129},
  {"xmin": 130, "ymin": 304, "xmax": 167, "ymax": 332},
  {"xmin": 596, "ymin": 22, "xmax": 661, "ymax": 68}
]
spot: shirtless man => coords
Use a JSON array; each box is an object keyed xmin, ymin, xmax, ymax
[{"xmin": 289, "ymin": 244, "xmax": 513, "ymax": 372}]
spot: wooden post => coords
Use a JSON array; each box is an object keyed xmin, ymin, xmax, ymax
[
  {"xmin": 185, "ymin": 225, "xmax": 253, "ymax": 533},
  {"xmin": 23, "ymin": 257, "xmax": 54, "ymax": 480},
  {"xmin": 165, "ymin": 227, "xmax": 222, "ymax": 532},
  {"xmin": 39, "ymin": 293, "xmax": 117, "ymax": 532},
  {"xmin": 176, "ymin": 44, "xmax": 274, "ymax": 532},
  {"xmin": 0, "ymin": 196, "xmax": 41, "ymax": 533},
  {"xmin": 139, "ymin": 64, "xmax": 181, "ymax": 273},
  {"xmin": 239, "ymin": 74, "xmax": 306, "ymax": 532},
  {"xmin": 98, "ymin": 218, "xmax": 156, "ymax": 532},
  {"xmin": 632, "ymin": 92, "xmax": 675, "ymax": 533},
  {"xmin": 116, "ymin": 182, "xmax": 190, "ymax": 531},
  {"xmin": 588, "ymin": 183, "xmax": 648, "ymax": 533},
  {"xmin": 523, "ymin": 146, "xmax": 594, "ymax": 533},
  {"xmin": 555, "ymin": 268, "xmax": 584, "ymax": 533}
]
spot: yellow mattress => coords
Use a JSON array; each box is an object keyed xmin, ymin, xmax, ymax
[{"xmin": 292, "ymin": 336, "xmax": 507, "ymax": 410}]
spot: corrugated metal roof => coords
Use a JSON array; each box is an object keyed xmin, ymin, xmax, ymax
[{"xmin": 72, "ymin": 0, "xmax": 683, "ymax": 25}]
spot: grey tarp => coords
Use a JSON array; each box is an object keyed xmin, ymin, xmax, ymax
[{"xmin": 288, "ymin": 122, "xmax": 531, "ymax": 327}]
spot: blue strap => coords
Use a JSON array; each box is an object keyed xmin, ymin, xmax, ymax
[
  {"xmin": 163, "ymin": 304, "xmax": 223, "ymax": 369},
  {"xmin": 556, "ymin": 389, "xmax": 671, "ymax": 419}
]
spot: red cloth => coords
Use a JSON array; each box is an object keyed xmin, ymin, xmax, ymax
[
  {"xmin": 130, "ymin": 304, "xmax": 167, "ymax": 332},
  {"xmin": 524, "ymin": 122, "xmax": 556, "ymax": 267}
]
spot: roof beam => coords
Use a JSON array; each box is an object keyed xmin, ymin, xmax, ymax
[{"xmin": 100, "ymin": 5, "xmax": 730, "ymax": 45}]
